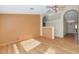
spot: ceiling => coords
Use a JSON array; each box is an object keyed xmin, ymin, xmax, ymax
[{"xmin": 0, "ymin": 5, "xmax": 48, "ymax": 14}]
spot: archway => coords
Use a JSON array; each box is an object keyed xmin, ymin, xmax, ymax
[{"xmin": 63, "ymin": 9, "xmax": 78, "ymax": 44}]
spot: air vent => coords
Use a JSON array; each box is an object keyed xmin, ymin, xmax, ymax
[{"xmin": 30, "ymin": 8, "xmax": 34, "ymax": 10}]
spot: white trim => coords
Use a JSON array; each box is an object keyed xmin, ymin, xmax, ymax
[
  {"xmin": 40, "ymin": 15, "xmax": 43, "ymax": 36},
  {"xmin": 40, "ymin": 15, "xmax": 46, "ymax": 36},
  {"xmin": 0, "ymin": 12, "xmax": 44, "ymax": 15},
  {"xmin": 52, "ymin": 27, "xmax": 54, "ymax": 39}
]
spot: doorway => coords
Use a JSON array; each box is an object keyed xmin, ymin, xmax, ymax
[{"xmin": 64, "ymin": 9, "xmax": 78, "ymax": 42}]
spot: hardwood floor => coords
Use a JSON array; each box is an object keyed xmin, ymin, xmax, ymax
[
  {"xmin": 35, "ymin": 34, "xmax": 79, "ymax": 54},
  {"xmin": 0, "ymin": 34, "xmax": 79, "ymax": 54}
]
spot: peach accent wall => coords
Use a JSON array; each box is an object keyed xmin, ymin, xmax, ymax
[{"xmin": 0, "ymin": 14, "xmax": 40, "ymax": 44}]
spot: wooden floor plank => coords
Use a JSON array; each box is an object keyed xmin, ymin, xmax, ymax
[
  {"xmin": 0, "ymin": 34, "xmax": 79, "ymax": 54},
  {"xmin": 16, "ymin": 43, "xmax": 27, "ymax": 54}
]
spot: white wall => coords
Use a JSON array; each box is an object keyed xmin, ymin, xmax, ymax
[
  {"xmin": 67, "ymin": 23, "xmax": 76, "ymax": 33},
  {"xmin": 78, "ymin": 15, "xmax": 79, "ymax": 40},
  {"xmin": 64, "ymin": 17, "xmax": 67, "ymax": 35},
  {"xmin": 46, "ymin": 5, "xmax": 79, "ymax": 38},
  {"xmin": 78, "ymin": 6, "xmax": 79, "ymax": 40},
  {"xmin": 46, "ymin": 12, "xmax": 63, "ymax": 38}
]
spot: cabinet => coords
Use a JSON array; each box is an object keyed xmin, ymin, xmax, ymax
[{"xmin": 42, "ymin": 27, "xmax": 54, "ymax": 39}]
